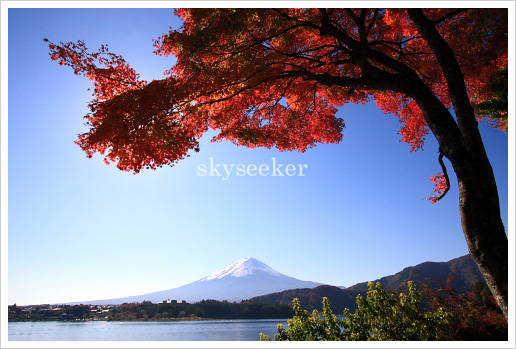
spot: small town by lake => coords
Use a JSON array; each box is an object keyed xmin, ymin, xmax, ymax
[{"xmin": 8, "ymin": 319, "xmax": 289, "ymax": 341}]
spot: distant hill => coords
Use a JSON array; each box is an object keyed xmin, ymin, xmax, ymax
[
  {"xmin": 251, "ymin": 254, "xmax": 484, "ymax": 312},
  {"xmin": 346, "ymin": 254, "xmax": 484, "ymax": 294},
  {"xmin": 251, "ymin": 285, "xmax": 363, "ymax": 313}
]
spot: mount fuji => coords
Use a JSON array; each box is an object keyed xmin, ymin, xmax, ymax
[{"xmin": 76, "ymin": 258, "xmax": 323, "ymax": 305}]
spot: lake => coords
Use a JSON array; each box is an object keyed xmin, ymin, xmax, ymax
[{"xmin": 8, "ymin": 319, "xmax": 289, "ymax": 341}]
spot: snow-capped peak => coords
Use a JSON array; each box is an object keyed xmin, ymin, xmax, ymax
[{"xmin": 200, "ymin": 257, "xmax": 284, "ymax": 281}]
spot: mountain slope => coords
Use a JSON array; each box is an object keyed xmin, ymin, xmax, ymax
[
  {"xmin": 251, "ymin": 285, "xmax": 362, "ymax": 313},
  {"xmin": 251, "ymin": 254, "xmax": 484, "ymax": 311},
  {"xmin": 346, "ymin": 254, "xmax": 484, "ymax": 294},
  {"xmin": 74, "ymin": 258, "xmax": 323, "ymax": 305}
]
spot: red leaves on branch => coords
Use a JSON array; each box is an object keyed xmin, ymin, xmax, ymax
[
  {"xmin": 44, "ymin": 38, "xmax": 206, "ymax": 173},
  {"xmin": 427, "ymin": 173, "xmax": 450, "ymax": 204},
  {"xmin": 374, "ymin": 92, "xmax": 429, "ymax": 152},
  {"xmin": 45, "ymin": 8, "xmax": 507, "ymax": 181},
  {"xmin": 44, "ymin": 39, "xmax": 146, "ymax": 101},
  {"xmin": 77, "ymin": 78, "xmax": 207, "ymax": 173},
  {"xmin": 425, "ymin": 278, "xmax": 507, "ymax": 340}
]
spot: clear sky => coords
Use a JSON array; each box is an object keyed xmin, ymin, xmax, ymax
[{"xmin": 3, "ymin": 6, "xmax": 513, "ymax": 306}]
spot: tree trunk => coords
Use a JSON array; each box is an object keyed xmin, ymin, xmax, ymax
[
  {"xmin": 414, "ymin": 89, "xmax": 509, "ymax": 319},
  {"xmin": 453, "ymin": 152, "xmax": 508, "ymax": 318},
  {"xmin": 414, "ymin": 93, "xmax": 509, "ymax": 319},
  {"xmin": 406, "ymin": 9, "xmax": 508, "ymax": 319}
]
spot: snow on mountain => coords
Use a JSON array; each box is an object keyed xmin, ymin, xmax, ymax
[
  {"xmin": 201, "ymin": 257, "xmax": 284, "ymax": 280},
  {"xmin": 70, "ymin": 258, "xmax": 323, "ymax": 305}
]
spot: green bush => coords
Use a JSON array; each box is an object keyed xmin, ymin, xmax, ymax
[{"xmin": 261, "ymin": 281, "xmax": 451, "ymax": 341}]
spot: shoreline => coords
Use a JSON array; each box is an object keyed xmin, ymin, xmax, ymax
[
  {"xmin": 8, "ymin": 317, "xmax": 220, "ymax": 323},
  {"xmin": 8, "ymin": 317, "xmax": 291, "ymax": 323}
]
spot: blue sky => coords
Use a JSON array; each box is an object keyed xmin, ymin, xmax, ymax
[{"xmin": 3, "ymin": 6, "xmax": 513, "ymax": 306}]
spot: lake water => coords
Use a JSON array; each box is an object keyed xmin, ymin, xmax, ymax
[{"xmin": 8, "ymin": 319, "xmax": 289, "ymax": 341}]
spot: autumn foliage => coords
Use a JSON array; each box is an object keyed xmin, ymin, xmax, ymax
[
  {"xmin": 45, "ymin": 9, "xmax": 507, "ymax": 177},
  {"xmin": 426, "ymin": 278, "xmax": 508, "ymax": 340}
]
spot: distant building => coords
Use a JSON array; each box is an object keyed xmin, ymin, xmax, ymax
[{"xmin": 161, "ymin": 299, "xmax": 187, "ymax": 304}]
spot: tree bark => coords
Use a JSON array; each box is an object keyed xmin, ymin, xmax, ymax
[{"xmin": 454, "ymin": 153, "xmax": 508, "ymax": 319}]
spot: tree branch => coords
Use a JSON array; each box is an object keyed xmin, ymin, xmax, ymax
[
  {"xmin": 435, "ymin": 147, "xmax": 451, "ymax": 202},
  {"xmin": 433, "ymin": 9, "xmax": 469, "ymax": 26},
  {"xmin": 407, "ymin": 9, "xmax": 481, "ymax": 153},
  {"xmin": 366, "ymin": 9, "xmax": 379, "ymax": 36}
]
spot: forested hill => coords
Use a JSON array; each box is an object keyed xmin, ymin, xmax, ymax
[
  {"xmin": 251, "ymin": 254, "xmax": 484, "ymax": 312},
  {"xmin": 250, "ymin": 285, "xmax": 362, "ymax": 313},
  {"xmin": 346, "ymin": 254, "xmax": 483, "ymax": 294}
]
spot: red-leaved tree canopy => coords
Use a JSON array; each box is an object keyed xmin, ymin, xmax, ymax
[{"xmin": 45, "ymin": 8, "xmax": 508, "ymax": 318}]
